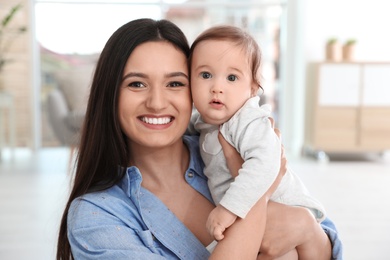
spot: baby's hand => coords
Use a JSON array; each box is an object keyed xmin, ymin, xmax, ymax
[{"xmin": 207, "ymin": 205, "xmax": 237, "ymax": 241}]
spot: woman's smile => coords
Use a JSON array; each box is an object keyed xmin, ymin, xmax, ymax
[
  {"xmin": 139, "ymin": 115, "xmax": 175, "ymax": 130},
  {"xmin": 139, "ymin": 116, "xmax": 173, "ymax": 125}
]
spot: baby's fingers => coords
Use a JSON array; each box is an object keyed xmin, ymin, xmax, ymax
[{"xmin": 213, "ymin": 225, "xmax": 225, "ymax": 241}]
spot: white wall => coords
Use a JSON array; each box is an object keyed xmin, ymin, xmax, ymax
[
  {"xmin": 282, "ymin": 0, "xmax": 390, "ymax": 156},
  {"xmin": 304, "ymin": 0, "xmax": 390, "ymax": 61}
]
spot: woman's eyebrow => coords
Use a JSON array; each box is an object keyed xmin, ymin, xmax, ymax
[
  {"xmin": 122, "ymin": 71, "xmax": 188, "ymax": 81},
  {"xmin": 165, "ymin": 72, "xmax": 188, "ymax": 79},
  {"xmin": 122, "ymin": 72, "xmax": 148, "ymax": 80}
]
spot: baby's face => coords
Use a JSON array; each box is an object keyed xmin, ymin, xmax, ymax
[{"xmin": 190, "ymin": 39, "xmax": 257, "ymax": 125}]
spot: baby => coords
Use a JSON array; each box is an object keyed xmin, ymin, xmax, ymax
[{"xmin": 189, "ymin": 25, "xmax": 327, "ymax": 259}]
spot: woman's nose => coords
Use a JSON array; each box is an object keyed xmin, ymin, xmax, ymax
[{"xmin": 146, "ymin": 88, "xmax": 168, "ymax": 111}]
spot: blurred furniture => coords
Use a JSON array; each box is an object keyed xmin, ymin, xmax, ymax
[
  {"xmin": 46, "ymin": 88, "xmax": 85, "ymax": 154},
  {"xmin": 304, "ymin": 62, "xmax": 390, "ymax": 159},
  {"xmin": 46, "ymin": 66, "xmax": 92, "ymax": 154},
  {"xmin": 0, "ymin": 91, "xmax": 16, "ymax": 161}
]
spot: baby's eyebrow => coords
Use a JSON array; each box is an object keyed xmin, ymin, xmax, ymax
[
  {"xmin": 192, "ymin": 65, "xmax": 210, "ymax": 72},
  {"xmin": 228, "ymin": 67, "xmax": 244, "ymax": 74}
]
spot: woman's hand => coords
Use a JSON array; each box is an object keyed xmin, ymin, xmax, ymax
[
  {"xmin": 265, "ymin": 117, "xmax": 287, "ymax": 200},
  {"xmin": 218, "ymin": 132, "xmax": 242, "ymax": 178},
  {"xmin": 258, "ymin": 202, "xmax": 331, "ymax": 260}
]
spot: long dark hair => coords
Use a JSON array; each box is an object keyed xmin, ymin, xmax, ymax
[{"xmin": 56, "ymin": 18, "xmax": 190, "ymax": 260}]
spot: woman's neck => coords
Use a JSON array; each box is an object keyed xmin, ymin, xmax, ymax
[{"xmin": 129, "ymin": 139, "xmax": 190, "ymax": 190}]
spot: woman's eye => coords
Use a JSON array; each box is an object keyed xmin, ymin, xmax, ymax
[
  {"xmin": 227, "ymin": 75, "xmax": 237, "ymax": 81},
  {"xmin": 168, "ymin": 81, "xmax": 186, "ymax": 88},
  {"xmin": 128, "ymin": 82, "xmax": 145, "ymax": 88},
  {"xmin": 200, "ymin": 72, "xmax": 212, "ymax": 79}
]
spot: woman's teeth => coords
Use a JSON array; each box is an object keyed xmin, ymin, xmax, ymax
[{"xmin": 141, "ymin": 117, "xmax": 172, "ymax": 125}]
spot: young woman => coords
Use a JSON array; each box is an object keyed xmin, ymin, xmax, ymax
[{"xmin": 56, "ymin": 18, "xmax": 342, "ymax": 259}]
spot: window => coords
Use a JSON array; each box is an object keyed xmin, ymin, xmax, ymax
[{"xmin": 35, "ymin": 0, "xmax": 285, "ymax": 146}]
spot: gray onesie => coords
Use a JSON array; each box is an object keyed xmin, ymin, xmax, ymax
[{"xmin": 192, "ymin": 96, "xmax": 325, "ymax": 221}]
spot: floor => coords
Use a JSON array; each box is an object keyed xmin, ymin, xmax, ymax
[{"xmin": 0, "ymin": 148, "xmax": 389, "ymax": 260}]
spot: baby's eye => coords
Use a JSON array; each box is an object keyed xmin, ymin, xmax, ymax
[
  {"xmin": 200, "ymin": 72, "xmax": 212, "ymax": 79},
  {"xmin": 168, "ymin": 81, "xmax": 186, "ymax": 88},
  {"xmin": 128, "ymin": 82, "xmax": 145, "ymax": 88},
  {"xmin": 227, "ymin": 74, "xmax": 237, "ymax": 81}
]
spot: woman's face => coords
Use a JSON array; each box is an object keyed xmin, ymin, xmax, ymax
[{"xmin": 118, "ymin": 41, "xmax": 191, "ymax": 150}]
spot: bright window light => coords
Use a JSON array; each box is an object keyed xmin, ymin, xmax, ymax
[{"xmin": 35, "ymin": 3, "xmax": 162, "ymax": 54}]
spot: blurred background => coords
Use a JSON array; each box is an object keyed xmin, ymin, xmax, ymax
[{"xmin": 0, "ymin": 0, "xmax": 389, "ymax": 259}]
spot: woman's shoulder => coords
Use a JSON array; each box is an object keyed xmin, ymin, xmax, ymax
[
  {"xmin": 67, "ymin": 185, "xmax": 139, "ymax": 230},
  {"xmin": 66, "ymin": 185, "xmax": 165, "ymax": 258}
]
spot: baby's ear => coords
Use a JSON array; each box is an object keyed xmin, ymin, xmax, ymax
[{"xmin": 251, "ymin": 83, "xmax": 260, "ymax": 97}]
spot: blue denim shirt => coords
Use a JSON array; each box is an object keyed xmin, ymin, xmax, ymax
[{"xmin": 67, "ymin": 135, "xmax": 343, "ymax": 259}]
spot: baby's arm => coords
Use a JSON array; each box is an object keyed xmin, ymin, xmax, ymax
[
  {"xmin": 209, "ymin": 126, "xmax": 290, "ymax": 259},
  {"xmin": 219, "ymin": 107, "xmax": 281, "ymax": 219},
  {"xmin": 205, "ymin": 130, "xmax": 250, "ymax": 241},
  {"xmin": 209, "ymin": 118, "xmax": 281, "ymax": 242},
  {"xmin": 218, "ymin": 117, "xmax": 278, "ymax": 180}
]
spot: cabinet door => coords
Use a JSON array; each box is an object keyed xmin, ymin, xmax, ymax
[
  {"xmin": 313, "ymin": 107, "xmax": 358, "ymax": 150},
  {"xmin": 362, "ymin": 65, "xmax": 390, "ymax": 106},
  {"xmin": 318, "ymin": 64, "xmax": 360, "ymax": 106},
  {"xmin": 360, "ymin": 108, "xmax": 390, "ymax": 148},
  {"xmin": 360, "ymin": 65, "xmax": 390, "ymax": 149}
]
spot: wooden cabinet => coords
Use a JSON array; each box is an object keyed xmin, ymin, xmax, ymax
[{"xmin": 304, "ymin": 62, "xmax": 390, "ymax": 156}]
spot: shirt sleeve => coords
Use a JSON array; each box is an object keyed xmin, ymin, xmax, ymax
[
  {"xmin": 321, "ymin": 217, "xmax": 344, "ymax": 260},
  {"xmin": 219, "ymin": 105, "xmax": 281, "ymax": 218},
  {"xmin": 67, "ymin": 198, "xmax": 167, "ymax": 260}
]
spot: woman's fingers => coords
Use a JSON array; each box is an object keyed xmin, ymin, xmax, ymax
[
  {"xmin": 268, "ymin": 117, "xmax": 275, "ymax": 128},
  {"xmin": 218, "ymin": 132, "xmax": 243, "ymax": 178},
  {"xmin": 268, "ymin": 117, "xmax": 282, "ymax": 142}
]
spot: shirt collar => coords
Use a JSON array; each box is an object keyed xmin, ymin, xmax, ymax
[
  {"xmin": 119, "ymin": 135, "xmax": 205, "ymax": 198},
  {"xmin": 183, "ymin": 135, "xmax": 205, "ymax": 179}
]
